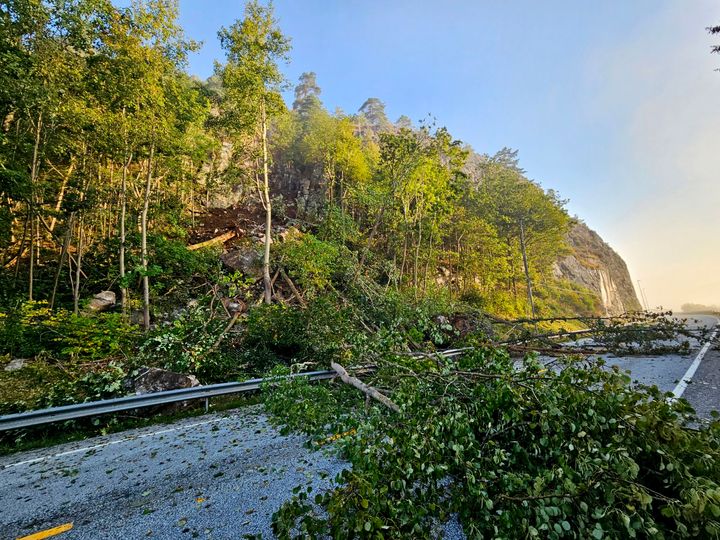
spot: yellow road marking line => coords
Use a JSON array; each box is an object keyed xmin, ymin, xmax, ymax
[{"xmin": 16, "ymin": 523, "xmax": 73, "ymax": 540}]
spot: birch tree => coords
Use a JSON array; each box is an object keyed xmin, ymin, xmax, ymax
[{"xmin": 217, "ymin": 0, "xmax": 290, "ymax": 304}]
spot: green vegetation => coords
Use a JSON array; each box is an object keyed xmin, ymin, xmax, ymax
[
  {"xmin": 0, "ymin": 0, "xmax": 588, "ymax": 407},
  {"xmin": 266, "ymin": 352, "xmax": 720, "ymax": 539},
  {"xmin": 1, "ymin": 2, "xmax": 716, "ymax": 538}
]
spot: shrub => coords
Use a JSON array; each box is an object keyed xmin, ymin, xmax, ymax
[
  {"xmin": 41, "ymin": 361, "xmax": 130, "ymax": 407},
  {"xmin": 317, "ymin": 205, "xmax": 362, "ymax": 246},
  {"xmin": 276, "ymin": 234, "xmax": 346, "ymax": 298},
  {"xmin": 138, "ymin": 304, "xmax": 238, "ymax": 381},
  {"xmin": 243, "ymin": 294, "xmax": 369, "ymax": 370},
  {"xmin": 0, "ymin": 301, "xmax": 137, "ymax": 360}
]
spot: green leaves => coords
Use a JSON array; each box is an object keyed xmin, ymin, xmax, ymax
[
  {"xmin": 276, "ymin": 234, "xmax": 342, "ymax": 297},
  {"xmin": 217, "ymin": 0, "xmax": 290, "ymax": 133},
  {"xmin": 267, "ymin": 349, "xmax": 720, "ymax": 538},
  {"xmin": 138, "ymin": 303, "xmax": 239, "ymax": 380}
]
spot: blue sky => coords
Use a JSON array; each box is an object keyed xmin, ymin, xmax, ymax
[{"xmin": 172, "ymin": 0, "xmax": 720, "ymax": 309}]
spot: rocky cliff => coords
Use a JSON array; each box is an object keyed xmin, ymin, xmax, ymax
[{"xmin": 554, "ymin": 222, "xmax": 642, "ymax": 316}]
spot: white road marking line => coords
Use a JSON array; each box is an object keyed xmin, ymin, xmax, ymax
[
  {"xmin": 1, "ymin": 416, "xmax": 233, "ymax": 470},
  {"xmin": 670, "ymin": 325, "xmax": 719, "ymax": 401}
]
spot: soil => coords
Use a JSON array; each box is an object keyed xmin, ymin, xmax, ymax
[{"xmin": 188, "ymin": 201, "xmax": 299, "ymax": 248}]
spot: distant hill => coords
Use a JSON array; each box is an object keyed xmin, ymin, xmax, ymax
[{"xmin": 681, "ymin": 303, "xmax": 719, "ymax": 314}]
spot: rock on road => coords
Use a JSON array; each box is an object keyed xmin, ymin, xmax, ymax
[{"xmin": 1, "ymin": 314, "xmax": 717, "ymax": 539}]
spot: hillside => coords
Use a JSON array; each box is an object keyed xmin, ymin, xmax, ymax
[
  {"xmin": 554, "ymin": 222, "xmax": 642, "ymax": 315},
  {"xmin": 0, "ymin": 0, "xmax": 644, "ymax": 412},
  {"xmin": 5, "ymin": 4, "xmax": 720, "ymax": 540}
]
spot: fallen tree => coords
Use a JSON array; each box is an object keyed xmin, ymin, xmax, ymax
[
  {"xmin": 187, "ymin": 231, "xmax": 236, "ymax": 251},
  {"xmin": 493, "ymin": 311, "xmax": 711, "ymax": 356},
  {"xmin": 331, "ymin": 361, "xmax": 400, "ymax": 413},
  {"xmin": 265, "ymin": 348, "xmax": 720, "ymax": 539}
]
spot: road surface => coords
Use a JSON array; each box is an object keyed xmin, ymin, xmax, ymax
[
  {"xmin": 601, "ymin": 314, "xmax": 719, "ymax": 408},
  {"xmin": 1, "ymin": 314, "xmax": 717, "ymax": 539},
  {"xmin": 1, "ymin": 409, "xmax": 348, "ymax": 539}
]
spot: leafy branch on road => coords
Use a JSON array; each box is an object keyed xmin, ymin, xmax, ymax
[
  {"xmin": 265, "ymin": 348, "xmax": 720, "ymax": 538},
  {"xmin": 493, "ymin": 311, "xmax": 710, "ymax": 356}
]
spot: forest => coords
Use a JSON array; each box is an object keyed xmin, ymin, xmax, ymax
[
  {"xmin": 2, "ymin": 1, "xmax": 720, "ymax": 538},
  {"xmin": 0, "ymin": 0, "xmax": 587, "ymax": 324},
  {"xmin": 0, "ymin": 0, "xmax": 591, "ymax": 395}
]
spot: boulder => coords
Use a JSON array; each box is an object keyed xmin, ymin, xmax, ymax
[
  {"xmin": 220, "ymin": 246, "xmax": 262, "ymax": 278},
  {"xmin": 449, "ymin": 313, "xmax": 494, "ymax": 340},
  {"xmin": 4, "ymin": 358, "xmax": 26, "ymax": 372},
  {"xmin": 279, "ymin": 226, "xmax": 303, "ymax": 243},
  {"xmin": 219, "ymin": 296, "xmax": 246, "ymax": 314},
  {"xmin": 129, "ymin": 309, "xmax": 145, "ymax": 326},
  {"xmin": 87, "ymin": 291, "xmax": 116, "ymax": 312},
  {"xmin": 133, "ymin": 368, "xmax": 200, "ymax": 395}
]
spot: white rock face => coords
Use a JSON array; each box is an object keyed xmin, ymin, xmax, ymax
[{"xmin": 553, "ymin": 223, "xmax": 642, "ymax": 316}]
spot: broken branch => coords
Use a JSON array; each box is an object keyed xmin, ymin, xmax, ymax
[
  {"xmin": 330, "ymin": 361, "xmax": 400, "ymax": 413},
  {"xmin": 280, "ymin": 268, "xmax": 307, "ymax": 307}
]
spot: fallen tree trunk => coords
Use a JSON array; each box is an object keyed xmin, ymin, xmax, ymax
[
  {"xmin": 331, "ymin": 361, "xmax": 400, "ymax": 413},
  {"xmin": 501, "ymin": 328, "xmax": 595, "ymax": 346},
  {"xmin": 506, "ymin": 344, "xmax": 606, "ymax": 356},
  {"xmin": 188, "ymin": 231, "xmax": 236, "ymax": 251}
]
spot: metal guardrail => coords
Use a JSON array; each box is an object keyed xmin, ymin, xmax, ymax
[
  {"xmin": 0, "ymin": 370, "xmax": 335, "ymax": 432},
  {"xmin": 0, "ymin": 348, "xmax": 476, "ymax": 432}
]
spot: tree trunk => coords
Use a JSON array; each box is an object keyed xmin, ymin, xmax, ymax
[
  {"xmin": 261, "ymin": 100, "xmax": 272, "ymax": 305},
  {"xmin": 50, "ymin": 213, "xmax": 73, "ymax": 309},
  {"xmin": 28, "ymin": 112, "xmax": 42, "ymax": 300},
  {"xmin": 519, "ymin": 219, "xmax": 536, "ymax": 320},
  {"xmin": 339, "ymin": 169, "xmax": 345, "ymax": 212},
  {"xmin": 422, "ymin": 222, "xmax": 435, "ymax": 295},
  {"xmin": 10, "ymin": 212, "xmax": 29, "ymax": 280},
  {"xmin": 141, "ymin": 144, "xmax": 154, "ymax": 330},
  {"xmin": 73, "ymin": 217, "xmax": 84, "ymax": 315},
  {"xmin": 28, "ymin": 212, "xmax": 34, "ymax": 301},
  {"xmin": 49, "ymin": 160, "xmax": 75, "ymax": 232},
  {"xmin": 35, "ymin": 214, "xmax": 40, "ymax": 266},
  {"xmin": 399, "ymin": 227, "xmax": 409, "ymax": 287},
  {"xmin": 413, "ymin": 218, "xmax": 422, "ymax": 294},
  {"xmin": 331, "ymin": 362, "xmax": 400, "ymax": 413},
  {"xmin": 120, "ymin": 152, "xmax": 131, "ymax": 312},
  {"xmin": 359, "ymin": 204, "xmax": 386, "ymax": 267},
  {"xmin": 190, "ymin": 174, "xmax": 195, "ymax": 228}
]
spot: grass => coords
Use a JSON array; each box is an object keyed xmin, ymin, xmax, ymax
[{"xmin": 0, "ymin": 358, "xmax": 69, "ymax": 415}]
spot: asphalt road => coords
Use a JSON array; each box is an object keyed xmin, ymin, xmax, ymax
[
  {"xmin": 601, "ymin": 314, "xmax": 719, "ymax": 407},
  {"xmin": 1, "ymin": 314, "xmax": 717, "ymax": 540},
  {"xmin": 0, "ymin": 408, "xmax": 348, "ymax": 539}
]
